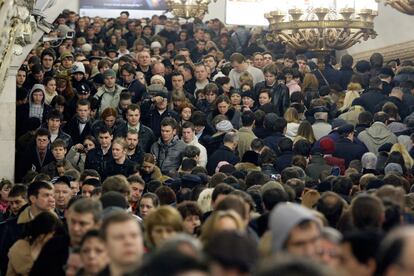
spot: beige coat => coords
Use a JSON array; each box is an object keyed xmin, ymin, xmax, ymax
[
  {"xmin": 7, "ymin": 239, "xmax": 34, "ymax": 276},
  {"xmin": 237, "ymin": 127, "xmax": 257, "ymax": 158}
]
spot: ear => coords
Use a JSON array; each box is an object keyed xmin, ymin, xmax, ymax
[{"xmin": 29, "ymin": 195, "xmax": 36, "ymax": 205}]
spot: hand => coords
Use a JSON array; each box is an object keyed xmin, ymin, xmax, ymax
[{"xmin": 74, "ymin": 143, "xmax": 84, "ymax": 151}]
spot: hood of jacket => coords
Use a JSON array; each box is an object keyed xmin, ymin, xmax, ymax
[
  {"xmin": 29, "ymin": 84, "xmax": 46, "ymax": 106},
  {"xmin": 365, "ymin": 122, "xmax": 394, "ymax": 145}
]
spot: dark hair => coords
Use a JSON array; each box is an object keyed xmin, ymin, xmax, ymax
[
  {"xmin": 80, "ymin": 229, "xmax": 102, "ymax": 248},
  {"xmin": 278, "ymin": 138, "xmax": 293, "ymax": 153},
  {"xmin": 35, "ymin": 128, "xmax": 50, "ymax": 139},
  {"xmin": 47, "ymin": 109, "xmax": 62, "ymax": 121},
  {"xmin": 332, "ymin": 176, "xmax": 353, "ymax": 196},
  {"xmin": 69, "ymin": 198, "xmax": 103, "ymax": 223},
  {"xmin": 212, "ymin": 183, "xmax": 234, "ymax": 203},
  {"xmin": 24, "ymin": 212, "xmax": 62, "ymax": 244},
  {"xmin": 245, "ymin": 171, "xmax": 269, "ymax": 188},
  {"xmin": 241, "ymin": 111, "xmax": 256, "ymax": 127},
  {"xmin": 155, "ymin": 186, "xmax": 176, "ymax": 205},
  {"xmin": 8, "ymin": 184, "xmax": 27, "ymax": 199},
  {"xmin": 342, "ymin": 231, "xmax": 382, "ymax": 265},
  {"xmin": 263, "ymin": 188, "xmax": 288, "ymax": 211},
  {"xmin": 358, "ymin": 111, "xmax": 373, "ymax": 125},
  {"xmin": 191, "ymin": 111, "xmax": 207, "ymax": 127},
  {"xmin": 160, "ymin": 117, "xmax": 178, "ymax": 129},
  {"xmin": 177, "ymin": 201, "xmax": 202, "ymax": 219},
  {"xmin": 351, "ymin": 194, "xmax": 384, "ymax": 231},
  {"xmin": 251, "ymin": 138, "xmax": 264, "ymax": 152},
  {"xmin": 140, "ymin": 193, "xmax": 160, "ymax": 207},
  {"xmin": 28, "ymin": 181, "xmax": 53, "ymax": 198},
  {"xmin": 315, "ymin": 192, "xmax": 345, "ymax": 228}
]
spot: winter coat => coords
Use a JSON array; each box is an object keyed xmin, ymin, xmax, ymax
[
  {"xmin": 358, "ymin": 122, "xmax": 397, "ymax": 155},
  {"xmin": 306, "ymin": 155, "xmax": 332, "ymax": 180},
  {"xmin": 352, "ymin": 88, "xmax": 387, "ymax": 114},
  {"xmin": 333, "ymin": 137, "xmax": 368, "ymax": 167},
  {"xmin": 183, "ymin": 137, "xmax": 208, "ymax": 168},
  {"xmin": 103, "ymin": 158, "xmax": 136, "ymax": 180},
  {"xmin": 150, "ymin": 137, "xmax": 186, "ymax": 174},
  {"xmin": 63, "ymin": 116, "xmax": 93, "ymax": 145},
  {"xmin": 274, "ymin": 151, "xmax": 294, "ymax": 173},
  {"xmin": 263, "ymin": 132, "xmax": 286, "ymax": 155},
  {"xmin": 141, "ymin": 166, "xmax": 162, "ymax": 183},
  {"xmin": 66, "ymin": 146, "xmax": 86, "ymax": 172},
  {"xmin": 207, "ymin": 145, "xmax": 240, "ymax": 175},
  {"xmin": 114, "ymin": 123, "xmax": 156, "ymax": 153},
  {"xmin": 94, "ymin": 84, "xmax": 125, "ymax": 115},
  {"xmin": 312, "ymin": 121, "xmax": 332, "ymax": 141},
  {"xmin": 237, "ymin": 127, "xmax": 257, "ymax": 159},
  {"xmin": 270, "ymin": 83, "xmax": 290, "ymax": 117},
  {"xmin": 15, "ymin": 144, "xmax": 54, "ymax": 182},
  {"xmin": 84, "ymin": 147, "xmax": 113, "ymax": 177},
  {"xmin": 6, "ymin": 239, "xmax": 34, "ymax": 276}
]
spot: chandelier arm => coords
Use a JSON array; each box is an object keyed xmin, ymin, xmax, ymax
[{"xmin": 329, "ymin": 31, "xmax": 365, "ymax": 49}]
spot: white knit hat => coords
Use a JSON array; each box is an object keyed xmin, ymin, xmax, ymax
[
  {"xmin": 71, "ymin": 62, "xmax": 85, "ymax": 74},
  {"xmin": 150, "ymin": 41, "xmax": 162, "ymax": 49},
  {"xmin": 216, "ymin": 120, "xmax": 234, "ymax": 132},
  {"xmin": 150, "ymin": 74, "xmax": 165, "ymax": 85}
]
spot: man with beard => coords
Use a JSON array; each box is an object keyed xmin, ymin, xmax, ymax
[{"xmin": 126, "ymin": 130, "xmax": 144, "ymax": 166}]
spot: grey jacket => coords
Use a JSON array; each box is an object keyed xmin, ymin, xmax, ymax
[
  {"xmin": 151, "ymin": 137, "xmax": 187, "ymax": 174},
  {"xmin": 94, "ymin": 84, "xmax": 125, "ymax": 115},
  {"xmin": 358, "ymin": 122, "xmax": 397, "ymax": 155}
]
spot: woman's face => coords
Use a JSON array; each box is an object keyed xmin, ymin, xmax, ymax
[
  {"xmin": 230, "ymin": 93, "xmax": 241, "ymax": 105},
  {"xmin": 104, "ymin": 115, "xmax": 116, "ymax": 128},
  {"xmin": 259, "ymin": 92, "xmax": 271, "ymax": 105},
  {"xmin": 83, "ymin": 139, "xmax": 96, "ymax": 153},
  {"xmin": 183, "ymin": 215, "xmax": 201, "ymax": 235},
  {"xmin": 222, "ymin": 82, "xmax": 231, "ymax": 93},
  {"xmin": 151, "ymin": 225, "xmax": 177, "ymax": 248},
  {"xmin": 112, "ymin": 143, "xmax": 126, "ymax": 161},
  {"xmin": 181, "ymin": 107, "xmax": 192, "ymax": 121},
  {"xmin": 217, "ymin": 101, "xmax": 230, "ymax": 115},
  {"xmin": 141, "ymin": 161, "xmax": 155, "ymax": 174},
  {"xmin": 179, "ymin": 32, "xmax": 187, "ymax": 41},
  {"xmin": 80, "ymin": 237, "xmax": 109, "ymax": 275},
  {"xmin": 56, "ymin": 79, "xmax": 67, "ymax": 92},
  {"xmin": 139, "ymin": 197, "xmax": 155, "ymax": 218},
  {"xmin": 46, "ymin": 79, "xmax": 56, "ymax": 92},
  {"xmin": 0, "ymin": 185, "xmax": 11, "ymax": 201},
  {"xmin": 205, "ymin": 92, "xmax": 217, "ymax": 104},
  {"xmin": 242, "ymin": 97, "xmax": 254, "ymax": 108}
]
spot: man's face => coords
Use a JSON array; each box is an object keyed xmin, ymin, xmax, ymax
[
  {"xmin": 112, "ymin": 143, "xmax": 125, "ymax": 161},
  {"xmin": 105, "ymin": 220, "xmax": 143, "ymax": 268},
  {"xmin": 30, "ymin": 188, "xmax": 55, "ymax": 212},
  {"xmin": 52, "ymin": 146, "xmax": 67, "ymax": 161},
  {"xmin": 263, "ymin": 54, "xmax": 273, "ymax": 66},
  {"xmin": 121, "ymin": 70, "xmax": 134, "ymax": 84},
  {"xmin": 138, "ymin": 52, "xmax": 151, "ymax": 67},
  {"xmin": 204, "ymin": 57, "xmax": 217, "ymax": 71},
  {"xmin": 195, "ymin": 66, "xmax": 208, "ymax": 82},
  {"xmin": 130, "ymin": 182, "xmax": 144, "ymax": 203},
  {"xmin": 253, "ymin": 54, "xmax": 264, "ymax": 68},
  {"xmin": 156, "ymin": 97, "xmax": 168, "ymax": 111},
  {"xmin": 104, "ymin": 76, "xmax": 116, "ymax": 89},
  {"xmin": 42, "ymin": 55, "xmax": 54, "ymax": 69},
  {"xmin": 82, "ymin": 184, "xmax": 95, "ymax": 198},
  {"xmin": 80, "ymin": 237, "xmax": 109, "ymax": 275},
  {"xmin": 161, "ymin": 125, "xmax": 175, "ymax": 143},
  {"xmin": 70, "ymin": 181, "xmax": 80, "ymax": 196},
  {"xmin": 104, "ymin": 116, "xmax": 116, "ymax": 128},
  {"xmin": 286, "ymin": 221, "xmax": 321, "ymax": 258},
  {"xmin": 8, "ymin": 196, "xmax": 27, "ymax": 215},
  {"xmin": 152, "ymin": 64, "xmax": 165, "ymax": 76},
  {"xmin": 68, "ymin": 211, "xmax": 97, "ymax": 246},
  {"xmin": 172, "ymin": 75, "xmax": 184, "ymax": 91},
  {"xmin": 126, "ymin": 133, "xmax": 139, "ymax": 150},
  {"xmin": 48, "ymin": 118, "xmax": 61, "ymax": 132},
  {"xmin": 36, "ymin": 135, "xmax": 49, "ymax": 151},
  {"xmin": 34, "ymin": 72, "xmax": 44, "ymax": 82},
  {"xmin": 16, "ymin": 70, "xmax": 26, "ymax": 86},
  {"xmin": 127, "ymin": 109, "xmax": 140, "ymax": 126},
  {"xmin": 77, "ymin": 104, "xmax": 91, "ymax": 120},
  {"xmin": 178, "ymin": 50, "xmax": 191, "ymax": 62},
  {"xmin": 182, "ymin": 127, "xmax": 194, "ymax": 143},
  {"xmin": 231, "ymin": 61, "xmax": 244, "ymax": 73},
  {"xmin": 120, "ymin": 99, "xmax": 132, "ymax": 111},
  {"xmin": 54, "ymin": 183, "xmax": 72, "ymax": 210},
  {"xmin": 99, "ymin": 132, "xmax": 113, "ymax": 149},
  {"xmin": 196, "ymin": 41, "xmax": 206, "ymax": 51},
  {"xmin": 139, "ymin": 197, "xmax": 154, "ymax": 218},
  {"xmin": 284, "ymin": 58, "xmax": 295, "ymax": 68},
  {"xmin": 62, "ymin": 57, "xmax": 74, "ymax": 69}
]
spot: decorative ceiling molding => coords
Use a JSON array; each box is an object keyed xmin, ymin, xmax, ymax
[{"xmin": 349, "ymin": 40, "xmax": 414, "ymax": 62}]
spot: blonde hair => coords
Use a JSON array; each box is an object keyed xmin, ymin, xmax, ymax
[
  {"xmin": 340, "ymin": 90, "xmax": 360, "ymax": 112},
  {"xmin": 391, "ymin": 143, "xmax": 414, "ymax": 169},
  {"xmin": 302, "ymin": 190, "xmax": 321, "ymax": 209},
  {"xmin": 112, "ymin": 137, "xmax": 128, "ymax": 151},
  {"xmin": 144, "ymin": 206, "xmax": 183, "ymax": 248},
  {"xmin": 200, "ymin": 210, "xmax": 244, "ymax": 244},
  {"xmin": 284, "ymin": 107, "xmax": 300, "ymax": 123}
]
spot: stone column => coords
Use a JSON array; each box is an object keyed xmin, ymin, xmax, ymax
[{"xmin": 0, "ymin": 66, "xmax": 17, "ymax": 180}]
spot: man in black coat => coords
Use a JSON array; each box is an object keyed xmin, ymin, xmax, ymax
[
  {"xmin": 114, "ymin": 104, "xmax": 155, "ymax": 152},
  {"xmin": 84, "ymin": 127, "xmax": 113, "ymax": 177},
  {"xmin": 263, "ymin": 114, "xmax": 287, "ymax": 155},
  {"xmin": 352, "ymin": 77, "xmax": 387, "ymax": 114},
  {"xmin": 31, "ymin": 198, "xmax": 102, "ymax": 276},
  {"xmin": 333, "ymin": 124, "xmax": 368, "ymax": 167},
  {"xmin": 207, "ymin": 132, "xmax": 240, "ymax": 175},
  {"xmin": 338, "ymin": 54, "xmax": 354, "ymax": 90},
  {"xmin": 274, "ymin": 138, "xmax": 294, "ymax": 173},
  {"xmin": 15, "ymin": 128, "xmax": 54, "ymax": 181},
  {"xmin": 63, "ymin": 99, "xmax": 93, "ymax": 145}
]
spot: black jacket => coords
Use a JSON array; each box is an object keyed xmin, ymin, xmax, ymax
[
  {"xmin": 263, "ymin": 132, "xmax": 285, "ymax": 155},
  {"xmin": 333, "ymin": 137, "xmax": 368, "ymax": 167},
  {"xmin": 141, "ymin": 107, "xmax": 179, "ymax": 138},
  {"xmin": 207, "ymin": 145, "xmax": 240, "ymax": 175},
  {"xmin": 15, "ymin": 144, "xmax": 54, "ymax": 182},
  {"xmin": 16, "ymin": 104, "xmax": 52, "ymax": 137},
  {"xmin": 30, "ymin": 234, "xmax": 70, "ymax": 276},
  {"xmin": 63, "ymin": 116, "xmax": 93, "ymax": 145},
  {"xmin": 338, "ymin": 67, "xmax": 354, "ymax": 90},
  {"xmin": 85, "ymin": 147, "xmax": 113, "ymax": 177},
  {"xmin": 352, "ymin": 88, "xmax": 387, "ymax": 114},
  {"xmin": 103, "ymin": 158, "xmax": 136, "ymax": 180},
  {"xmin": 119, "ymin": 79, "xmax": 147, "ymax": 103},
  {"xmin": 114, "ymin": 123, "xmax": 156, "ymax": 153},
  {"xmin": 274, "ymin": 151, "xmax": 294, "ymax": 173}
]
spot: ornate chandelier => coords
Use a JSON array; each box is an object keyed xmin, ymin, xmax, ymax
[
  {"xmin": 265, "ymin": 0, "xmax": 379, "ymax": 55},
  {"xmin": 384, "ymin": 0, "xmax": 414, "ymax": 15},
  {"xmin": 166, "ymin": 0, "xmax": 216, "ymax": 20}
]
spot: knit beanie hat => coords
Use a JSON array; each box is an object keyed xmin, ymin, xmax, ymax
[
  {"xmin": 103, "ymin": 69, "xmax": 116, "ymax": 79},
  {"xmin": 384, "ymin": 163, "xmax": 403, "ymax": 175},
  {"xmin": 319, "ymin": 137, "xmax": 335, "ymax": 154},
  {"xmin": 269, "ymin": 203, "xmax": 317, "ymax": 253},
  {"xmin": 151, "ymin": 74, "xmax": 166, "ymax": 85},
  {"xmin": 361, "ymin": 152, "xmax": 378, "ymax": 170},
  {"xmin": 216, "ymin": 120, "xmax": 234, "ymax": 132},
  {"xmin": 72, "ymin": 62, "xmax": 85, "ymax": 74}
]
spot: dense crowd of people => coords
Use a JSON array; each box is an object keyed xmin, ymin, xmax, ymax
[{"xmin": 3, "ymin": 8, "xmax": 414, "ymax": 276}]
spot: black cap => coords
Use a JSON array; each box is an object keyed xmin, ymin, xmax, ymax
[
  {"xmin": 83, "ymin": 178, "xmax": 101, "ymax": 187},
  {"xmin": 155, "ymin": 91, "xmax": 168, "ymax": 99},
  {"xmin": 337, "ymin": 123, "xmax": 355, "ymax": 135},
  {"xmin": 181, "ymin": 174, "xmax": 202, "ymax": 189},
  {"xmin": 241, "ymin": 90, "xmax": 254, "ymax": 100},
  {"xmin": 51, "ymin": 176, "xmax": 72, "ymax": 187},
  {"xmin": 77, "ymin": 84, "xmax": 90, "ymax": 95},
  {"xmin": 379, "ymin": 67, "xmax": 395, "ymax": 78}
]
